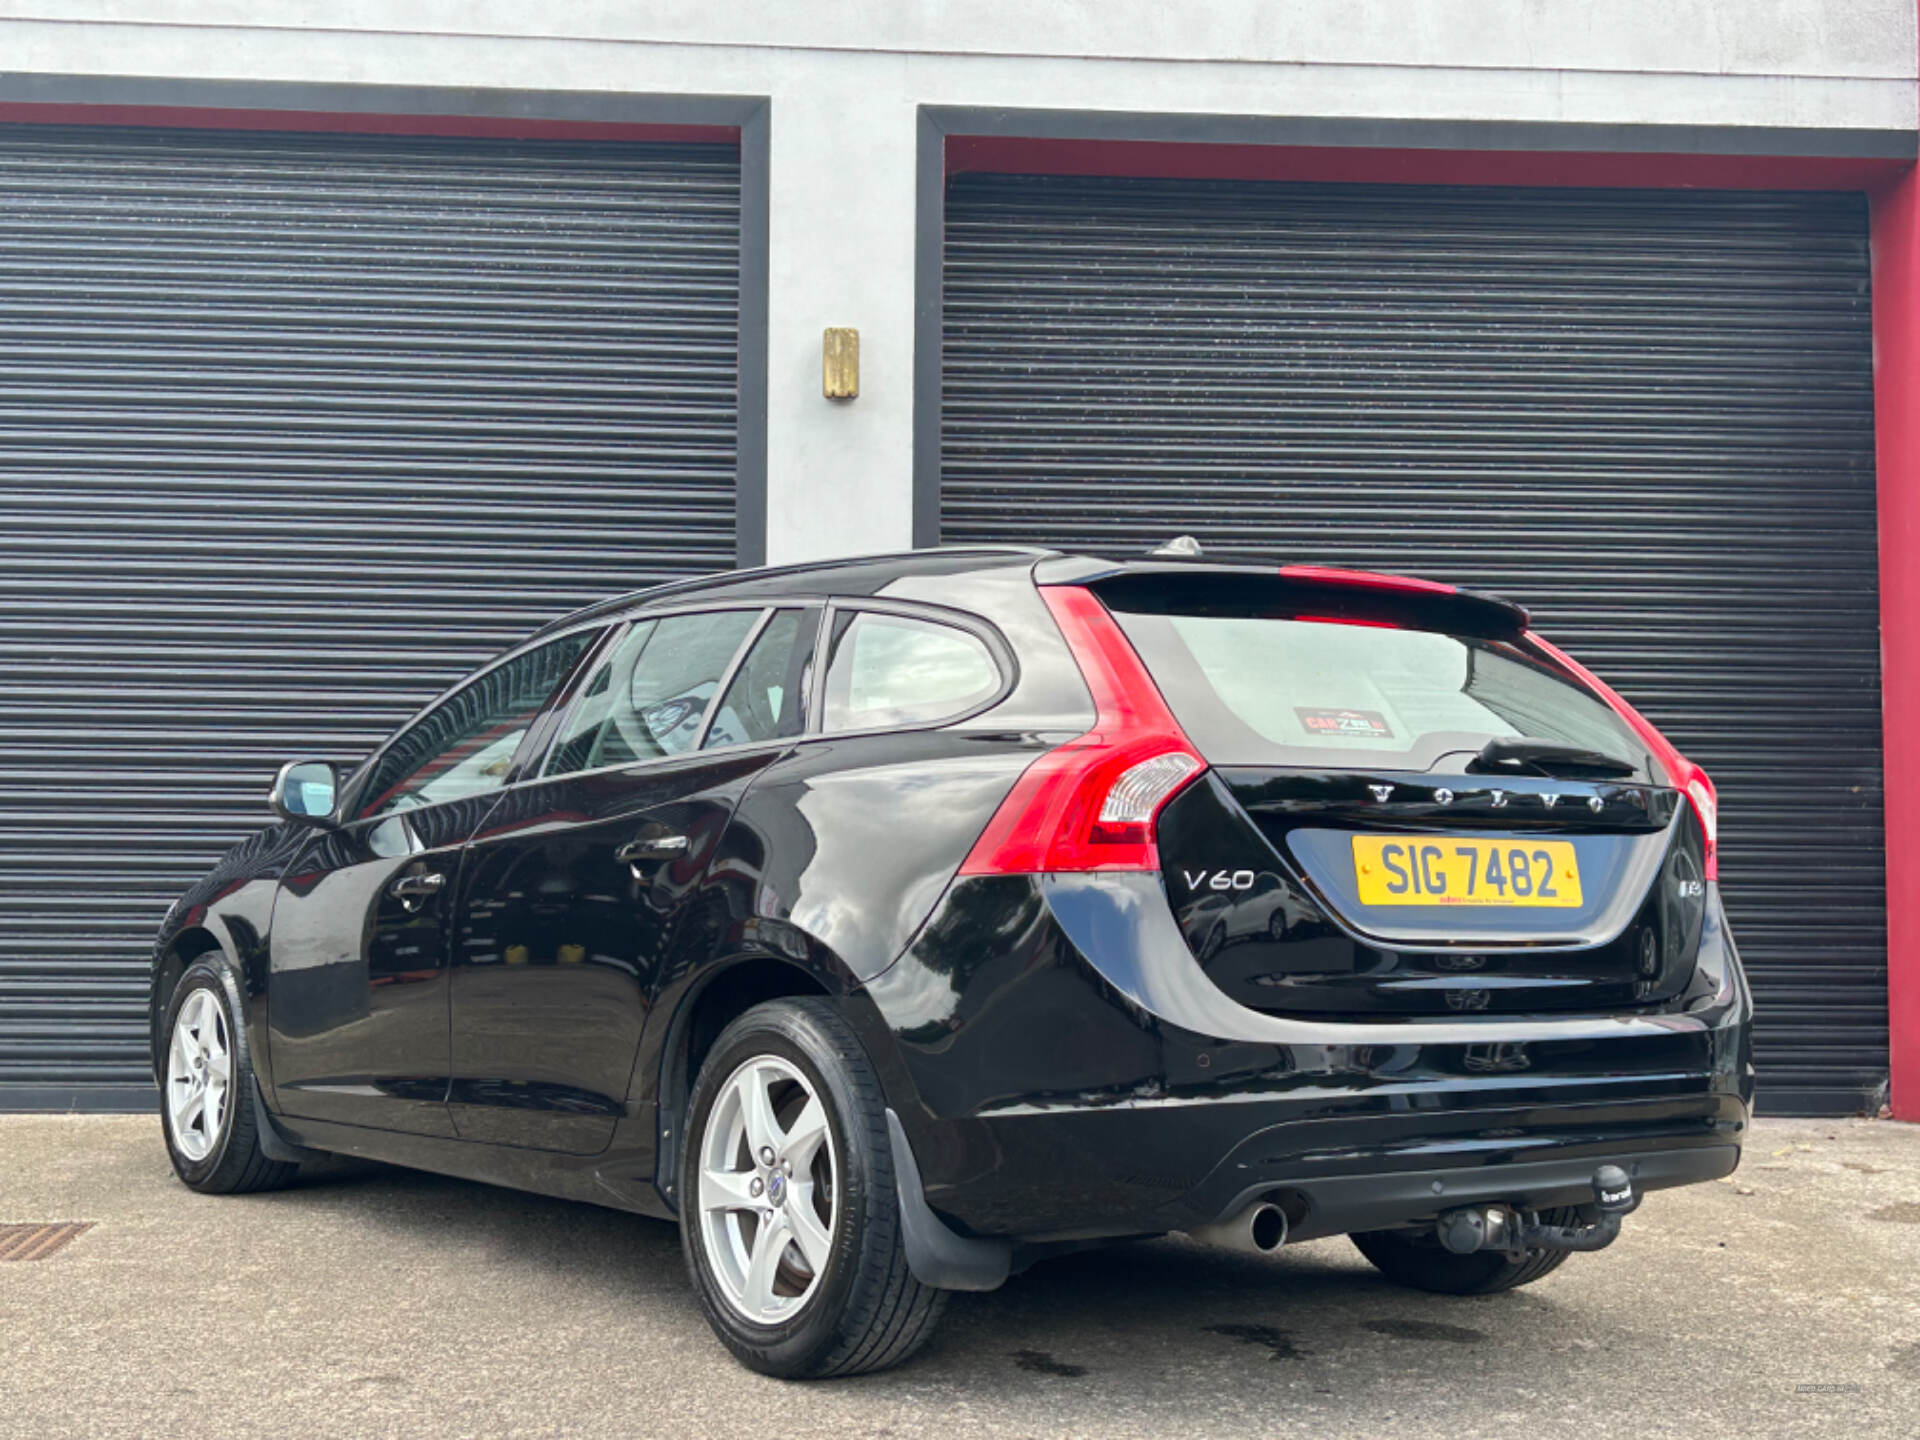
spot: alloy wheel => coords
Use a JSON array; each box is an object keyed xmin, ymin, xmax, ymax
[
  {"xmin": 697, "ymin": 1055, "xmax": 838, "ymax": 1325},
  {"xmin": 166, "ymin": 988, "xmax": 232, "ymax": 1162}
]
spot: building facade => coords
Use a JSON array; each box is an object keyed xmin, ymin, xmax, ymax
[{"xmin": 0, "ymin": 1, "xmax": 1914, "ymax": 1118}]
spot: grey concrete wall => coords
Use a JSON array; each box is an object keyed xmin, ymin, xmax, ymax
[{"xmin": 2, "ymin": 1, "xmax": 1914, "ymax": 563}]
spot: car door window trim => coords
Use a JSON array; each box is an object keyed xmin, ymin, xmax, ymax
[
  {"xmin": 347, "ymin": 626, "xmax": 607, "ymax": 821},
  {"xmin": 500, "ymin": 623, "xmax": 621, "ymax": 787},
  {"xmin": 379, "ymin": 595, "xmax": 1014, "ymax": 798},
  {"xmin": 534, "ymin": 619, "xmax": 637, "ymax": 781},
  {"xmin": 333, "ymin": 616, "xmax": 614, "ymax": 820},
  {"xmin": 529, "ymin": 602, "xmax": 782, "ymax": 784},
  {"xmin": 699, "ymin": 604, "xmax": 824, "ymax": 753},
  {"xmin": 691, "ymin": 607, "xmax": 777, "ymax": 751}
]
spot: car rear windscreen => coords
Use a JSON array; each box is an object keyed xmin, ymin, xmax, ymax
[{"xmin": 1101, "ymin": 585, "xmax": 1661, "ymax": 782}]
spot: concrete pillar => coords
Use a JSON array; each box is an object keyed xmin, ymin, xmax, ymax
[{"xmin": 762, "ymin": 88, "xmax": 920, "ymax": 564}]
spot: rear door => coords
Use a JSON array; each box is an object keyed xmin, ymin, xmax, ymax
[
  {"xmin": 447, "ymin": 605, "xmax": 817, "ymax": 1153},
  {"xmin": 267, "ymin": 627, "xmax": 600, "ymax": 1135}
]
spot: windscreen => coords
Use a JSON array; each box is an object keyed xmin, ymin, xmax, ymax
[{"xmin": 1108, "ymin": 600, "xmax": 1660, "ymax": 781}]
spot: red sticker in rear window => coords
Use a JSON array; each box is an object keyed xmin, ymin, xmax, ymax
[{"xmin": 1295, "ymin": 707, "xmax": 1395, "ymax": 739}]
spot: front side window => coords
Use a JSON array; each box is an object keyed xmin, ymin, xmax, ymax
[
  {"xmin": 544, "ymin": 608, "xmax": 762, "ymax": 776},
  {"xmin": 355, "ymin": 629, "xmax": 599, "ymax": 819},
  {"xmin": 819, "ymin": 611, "xmax": 1001, "ymax": 732}
]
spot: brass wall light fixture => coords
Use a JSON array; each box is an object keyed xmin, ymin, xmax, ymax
[{"xmin": 823, "ymin": 327, "xmax": 859, "ymax": 400}]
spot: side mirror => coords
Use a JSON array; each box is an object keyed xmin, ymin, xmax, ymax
[{"xmin": 270, "ymin": 760, "xmax": 341, "ymax": 825}]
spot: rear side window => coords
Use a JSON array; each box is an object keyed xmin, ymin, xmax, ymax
[
  {"xmin": 544, "ymin": 608, "xmax": 762, "ymax": 775},
  {"xmin": 1109, "ymin": 602, "xmax": 1657, "ymax": 780},
  {"xmin": 820, "ymin": 610, "xmax": 1000, "ymax": 732}
]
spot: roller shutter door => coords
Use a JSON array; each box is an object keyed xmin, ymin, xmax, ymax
[
  {"xmin": 942, "ymin": 173, "xmax": 1883, "ymax": 1115},
  {"xmin": 0, "ymin": 125, "xmax": 741, "ymax": 1106}
]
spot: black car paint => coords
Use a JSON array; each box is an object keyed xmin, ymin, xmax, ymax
[
  {"xmin": 150, "ymin": 548, "xmax": 1752, "ymax": 1258},
  {"xmin": 447, "ymin": 745, "xmax": 782, "ymax": 1152},
  {"xmin": 268, "ymin": 798, "xmax": 485, "ymax": 1136},
  {"xmin": 870, "ymin": 868, "xmax": 1746, "ymax": 1241}
]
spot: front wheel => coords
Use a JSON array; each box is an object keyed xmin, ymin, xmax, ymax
[
  {"xmin": 679, "ymin": 998, "xmax": 947, "ymax": 1378},
  {"xmin": 160, "ymin": 958, "xmax": 300, "ymax": 1194}
]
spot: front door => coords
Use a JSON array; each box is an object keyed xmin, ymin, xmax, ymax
[
  {"xmin": 267, "ymin": 627, "xmax": 600, "ymax": 1135},
  {"xmin": 449, "ymin": 605, "xmax": 817, "ymax": 1152}
]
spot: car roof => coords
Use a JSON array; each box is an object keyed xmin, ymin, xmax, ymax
[
  {"xmin": 525, "ymin": 547, "xmax": 1057, "ymax": 639},
  {"xmin": 526, "ymin": 544, "xmax": 1528, "ymax": 639}
]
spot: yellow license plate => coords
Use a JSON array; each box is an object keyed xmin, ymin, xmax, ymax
[{"xmin": 1351, "ymin": 836, "xmax": 1582, "ymax": 908}]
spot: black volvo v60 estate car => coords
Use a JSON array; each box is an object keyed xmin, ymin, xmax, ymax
[{"xmin": 150, "ymin": 547, "xmax": 1751, "ymax": 1377}]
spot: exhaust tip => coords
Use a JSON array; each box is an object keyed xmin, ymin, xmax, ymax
[
  {"xmin": 1249, "ymin": 1203, "xmax": 1288, "ymax": 1252},
  {"xmin": 1182, "ymin": 1196, "xmax": 1295, "ymax": 1256}
]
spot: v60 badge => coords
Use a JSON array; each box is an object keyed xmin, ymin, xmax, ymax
[{"xmin": 1182, "ymin": 868, "xmax": 1256, "ymax": 891}]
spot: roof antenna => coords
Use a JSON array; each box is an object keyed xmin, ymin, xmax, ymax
[{"xmin": 1149, "ymin": 535, "xmax": 1204, "ymax": 559}]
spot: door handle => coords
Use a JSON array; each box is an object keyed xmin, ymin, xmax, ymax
[
  {"xmin": 388, "ymin": 871, "xmax": 446, "ymax": 911},
  {"xmin": 616, "ymin": 832, "xmax": 690, "ymax": 866}
]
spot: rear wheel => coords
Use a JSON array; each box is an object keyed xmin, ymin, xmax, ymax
[
  {"xmin": 1350, "ymin": 1212, "xmax": 1577, "ymax": 1295},
  {"xmin": 160, "ymin": 958, "xmax": 300, "ymax": 1194},
  {"xmin": 679, "ymin": 998, "xmax": 946, "ymax": 1378}
]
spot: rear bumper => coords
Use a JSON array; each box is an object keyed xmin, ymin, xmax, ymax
[
  {"xmin": 914, "ymin": 1091, "xmax": 1744, "ymax": 1244},
  {"xmin": 858, "ymin": 873, "xmax": 1752, "ymax": 1244}
]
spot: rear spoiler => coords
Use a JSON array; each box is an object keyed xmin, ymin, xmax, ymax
[{"xmin": 1034, "ymin": 557, "xmax": 1529, "ymax": 639}]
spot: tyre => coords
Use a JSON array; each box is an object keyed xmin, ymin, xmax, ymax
[
  {"xmin": 679, "ymin": 997, "xmax": 947, "ymax": 1378},
  {"xmin": 159, "ymin": 957, "xmax": 301, "ymax": 1194},
  {"xmin": 1350, "ymin": 1212, "xmax": 1577, "ymax": 1295}
]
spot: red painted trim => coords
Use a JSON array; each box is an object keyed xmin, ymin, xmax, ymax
[
  {"xmin": 946, "ymin": 134, "xmax": 1906, "ymax": 191},
  {"xmin": 1873, "ymin": 151, "xmax": 1919, "ymax": 1120},
  {"xmin": 0, "ymin": 102, "xmax": 736, "ymax": 143},
  {"xmin": 1290, "ymin": 614, "xmax": 1398, "ymax": 629},
  {"xmin": 1278, "ymin": 564, "xmax": 1456, "ymax": 598}
]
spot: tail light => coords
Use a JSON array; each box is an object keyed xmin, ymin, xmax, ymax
[
  {"xmin": 1684, "ymin": 771, "xmax": 1719, "ymax": 883},
  {"xmin": 1528, "ymin": 633, "xmax": 1718, "ymax": 881},
  {"xmin": 959, "ymin": 586, "xmax": 1201, "ymax": 874}
]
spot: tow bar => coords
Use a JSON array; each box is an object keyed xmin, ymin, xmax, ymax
[{"xmin": 1435, "ymin": 1165, "xmax": 1639, "ymax": 1257}]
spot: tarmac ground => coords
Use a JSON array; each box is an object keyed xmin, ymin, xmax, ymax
[{"xmin": 2, "ymin": 1113, "xmax": 1916, "ymax": 1440}]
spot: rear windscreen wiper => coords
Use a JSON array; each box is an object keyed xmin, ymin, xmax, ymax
[{"xmin": 1468, "ymin": 736, "xmax": 1638, "ymax": 780}]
